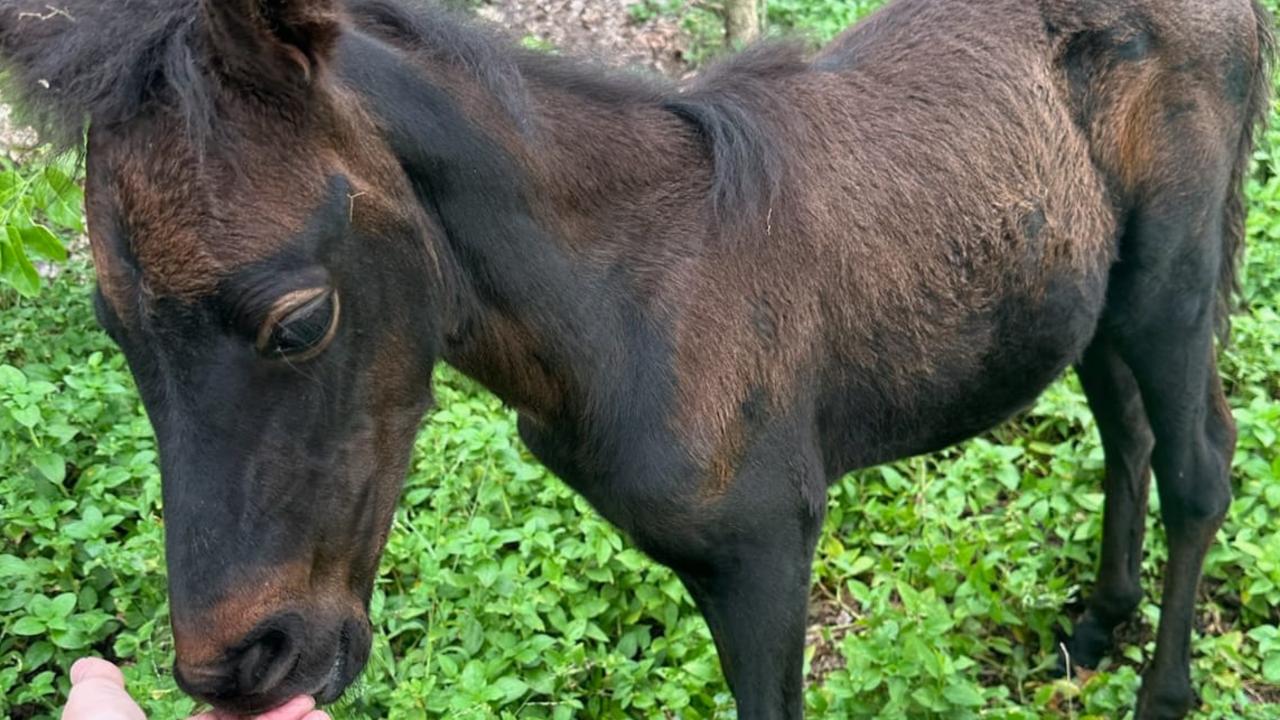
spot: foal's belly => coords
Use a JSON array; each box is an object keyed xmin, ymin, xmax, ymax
[{"xmin": 818, "ymin": 260, "xmax": 1109, "ymax": 476}]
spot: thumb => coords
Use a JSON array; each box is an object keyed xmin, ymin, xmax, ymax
[
  {"xmin": 62, "ymin": 658, "xmax": 147, "ymax": 720},
  {"xmin": 70, "ymin": 657, "xmax": 127, "ymax": 686}
]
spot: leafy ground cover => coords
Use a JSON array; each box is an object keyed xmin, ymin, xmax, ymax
[{"xmin": 2, "ymin": 0, "xmax": 1280, "ymax": 717}]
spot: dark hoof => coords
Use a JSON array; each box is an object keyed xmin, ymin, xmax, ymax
[{"xmin": 1053, "ymin": 617, "xmax": 1111, "ymax": 678}]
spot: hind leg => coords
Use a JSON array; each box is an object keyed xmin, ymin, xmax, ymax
[
  {"xmin": 1125, "ymin": 345, "xmax": 1234, "ymax": 720},
  {"xmin": 1108, "ymin": 212, "xmax": 1237, "ymax": 719},
  {"xmin": 1060, "ymin": 336, "xmax": 1154, "ymax": 670}
]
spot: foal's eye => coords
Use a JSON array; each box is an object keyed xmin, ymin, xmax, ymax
[{"xmin": 258, "ymin": 289, "xmax": 340, "ymax": 361}]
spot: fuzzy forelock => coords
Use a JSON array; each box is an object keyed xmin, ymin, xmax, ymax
[{"xmin": 0, "ymin": 0, "xmax": 213, "ymax": 152}]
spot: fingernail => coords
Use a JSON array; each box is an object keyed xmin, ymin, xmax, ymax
[
  {"xmin": 69, "ymin": 657, "xmax": 123, "ymax": 687},
  {"xmin": 69, "ymin": 658, "xmax": 93, "ymax": 684}
]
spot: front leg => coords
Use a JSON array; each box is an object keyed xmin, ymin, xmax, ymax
[
  {"xmin": 653, "ymin": 443, "xmax": 826, "ymax": 720},
  {"xmin": 675, "ymin": 522, "xmax": 820, "ymax": 720},
  {"xmin": 535, "ymin": 410, "xmax": 829, "ymax": 718}
]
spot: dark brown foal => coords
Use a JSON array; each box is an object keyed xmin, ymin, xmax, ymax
[{"xmin": 0, "ymin": 0, "xmax": 1270, "ymax": 717}]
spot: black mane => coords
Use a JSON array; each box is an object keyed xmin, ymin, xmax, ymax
[
  {"xmin": 353, "ymin": 0, "xmax": 803, "ymax": 217},
  {"xmin": 0, "ymin": 0, "xmax": 799, "ymax": 219}
]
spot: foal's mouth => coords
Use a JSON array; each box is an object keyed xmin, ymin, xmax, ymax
[
  {"xmin": 313, "ymin": 628, "xmax": 351, "ymax": 704},
  {"xmin": 310, "ymin": 616, "xmax": 370, "ymax": 706}
]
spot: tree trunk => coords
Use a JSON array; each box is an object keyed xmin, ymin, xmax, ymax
[{"xmin": 723, "ymin": 0, "xmax": 761, "ymax": 47}]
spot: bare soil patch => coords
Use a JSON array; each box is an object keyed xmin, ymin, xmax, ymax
[{"xmin": 477, "ymin": 0, "xmax": 691, "ymax": 75}]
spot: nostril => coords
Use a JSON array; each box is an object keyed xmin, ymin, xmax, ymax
[
  {"xmin": 232, "ymin": 625, "xmax": 299, "ymax": 697},
  {"xmin": 173, "ymin": 613, "xmax": 312, "ymax": 713}
]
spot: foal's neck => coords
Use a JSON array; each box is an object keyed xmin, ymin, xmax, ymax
[{"xmin": 343, "ymin": 29, "xmax": 708, "ymax": 423}]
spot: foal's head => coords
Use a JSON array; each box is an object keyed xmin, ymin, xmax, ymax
[{"xmin": 2, "ymin": 0, "xmax": 445, "ymax": 711}]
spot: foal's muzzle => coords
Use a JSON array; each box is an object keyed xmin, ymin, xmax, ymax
[{"xmin": 174, "ymin": 611, "xmax": 370, "ymax": 715}]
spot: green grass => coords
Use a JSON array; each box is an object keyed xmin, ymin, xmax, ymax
[{"xmin": 3, "ymin": 1, "xmax": 1280, "ymax": 718}]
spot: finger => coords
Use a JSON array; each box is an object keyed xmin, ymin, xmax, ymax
[
  {"xmin": 300, "ymin": 712, "xmax": 331, "ymax": 720},
  {"xmin": 191, "ymin": 696, "xmax": 319, "ymax": 720},
  {"xmin": 69, "ymin": 658, "xmax": 126, "ymax": 687},
  {"xmin": 253, "ymin": 696, "xmax": 316, "ymax": 720},
  {"xmin": 62, "ymin": 660, "xmax": 145, "ymax": 720}
]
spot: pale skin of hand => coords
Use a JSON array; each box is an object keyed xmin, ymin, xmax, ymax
[{"xmin": 60, "ymin": 658, "xmax": 331, "ymax": 720}]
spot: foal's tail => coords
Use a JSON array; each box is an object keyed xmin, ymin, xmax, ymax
[{"xmin": 1220, "ymin": 0, "xmax": 1276, "ymax": 334}]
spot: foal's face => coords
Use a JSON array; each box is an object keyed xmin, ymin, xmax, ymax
[
  {"xmin": 86, "ymin": 123, "xmax": 439, "ymax": 710},
  {"xmin": 83, "ymin": 54, "xmax": 442, "ymax": 720}
]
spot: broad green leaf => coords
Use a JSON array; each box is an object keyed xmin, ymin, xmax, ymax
[
  {"xmin": 23, "ymin": 641, "xmax": 54, "ymax": 671},
  {"xmin": 10, "ymin": 616, "xmax": 46, "ymax": 636},
  {"xmin": 20, "ymin": 224, "xmax": 67, "ymax": 262},
  {"xmin": 491, "ymin": 676, "xmax": 528, "ymax": 703},
  {"xmin": 943, "ymin": 682, "xmax": 985, "ymax": 707},
  {"xmin": 44, "ymin": 198, "xmax": 84, "ymax": 232},
  {"xmin": 0, "ymin": 364, "xmax": 26, "ymax": 388},
  {"xmin": 43, "ymin": 165, "xmax": 78, "ymax": 202},
  {"xmin": 1264, "ymin": 654, "xmax": 1280, "ymax": 683},
  {"xmin": 32, "ymin": 452, "xmax": 66, "ymax": 484},
  {"xmin": 49, "ymin": 593, "xmax": 78, "ymax": 619},
  {"xmin": 3, "ymin": 228, "xmax": 41, "ymax": 297},
  {"xmin": 51, "ymin": 627, "xmax": 92, "ymax": 650},
  {"xmin": 0, "ymin": 554, "xmax": 32, "ymax": 579},
  {"xmin": 10, "ymin": 404, "xmax": 41, "ymax": 429}
]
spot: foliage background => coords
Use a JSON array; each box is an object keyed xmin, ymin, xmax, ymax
[{"xmin": 2, "ymin": 0, "xmax": 1280, "ymax": 717}]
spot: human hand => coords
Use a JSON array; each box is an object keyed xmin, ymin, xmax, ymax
[{"xmin": 61, "ymin": 658, "xmax": 331, "ymax": 720}]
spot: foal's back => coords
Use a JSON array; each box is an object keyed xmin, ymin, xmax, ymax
[{"xmin": 668, "ymin": 0, "xmax": 1262, "ymax": 478}]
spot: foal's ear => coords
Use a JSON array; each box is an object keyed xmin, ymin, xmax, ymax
[{"xmin": 202, "ymin": 0, "xmax": 342, "ymax": 91}]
